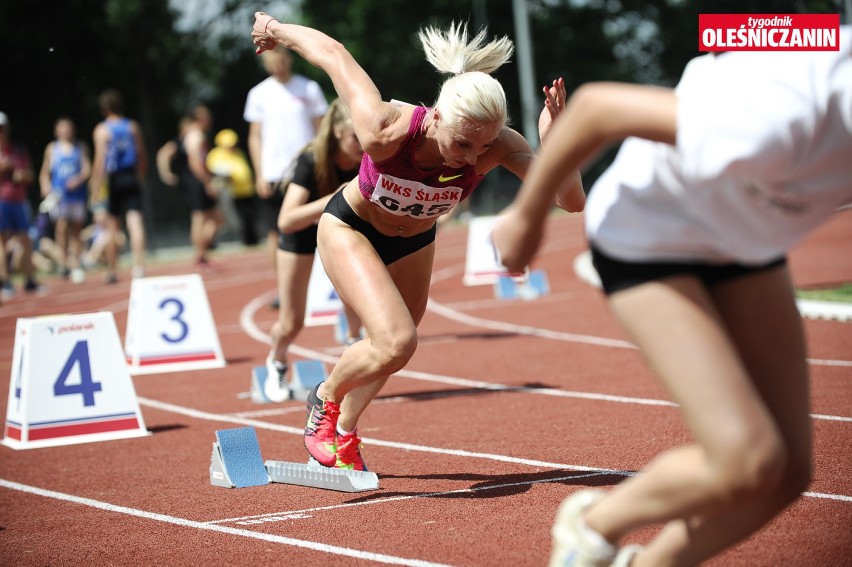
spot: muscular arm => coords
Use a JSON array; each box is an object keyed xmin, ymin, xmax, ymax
[
  {"xmin": 89, "ymin": 124, "xmax": 109, "ymax": 195},
  {"xmin": 278, "ymin": 182, "xmax": 340, "ymax": 233},
  {"xmin": 247, "ymin": 121, "xmax": 269, "ymax": 197},
  {"xmin": 255, "ymin": 15, "xmax": 403, "ymax": 161},
  {"xmin": 156, "ymin": 141, "xmax": 179, "ymax": 186}
]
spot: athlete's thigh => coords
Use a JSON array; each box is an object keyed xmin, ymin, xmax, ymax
[
  {"xmin": 317, "ymin": 213, "xmax": 413, "ymax": 336},
  {"xmin": 387, "ymin": 241, "xmax": 435, "ymax": 326},
  {"xmin": 607, "ymin": 275, "xmax": 777, "ymax": 454},
  {"xmin": 711, "ymin": 265, "xmax": 810, "ymax": 454},
  {"xmin": 276, "ymin": 249, "xmax": 313, "ymax": 320}
]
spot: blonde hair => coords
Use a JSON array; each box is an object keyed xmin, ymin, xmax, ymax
[
  {"xmin": 308, "ymin": 99, "xmax": 354, "ymax": 197},
  {"xmin": 418, "ymin": 22, "xmax": 513, "ymax": 129}
]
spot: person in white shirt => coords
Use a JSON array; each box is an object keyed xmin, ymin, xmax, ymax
[
  {"xmin": 244, "ymin": 46, "xmax": 328, "ymax": 265},
  {"xmin": 493, "ymin": 28, "xmax": 852, "ymax": 567}
]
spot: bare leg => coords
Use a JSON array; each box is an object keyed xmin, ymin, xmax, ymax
[
  {"xmin": 102, "ymin": 214, "xmax": 120, "ymax": 279},
  {"xmin": 581, "ymin": 266, "xmax": 811, "ymax": 566},
  {"xmin": 269, "ymin": 249, "xmax": 313, "ymax": 363},
  {"xmin": 55, "ymin": 217, "xmax": 69, "ymax": 273},
  {"xmin": 68, "ymin": 220, "xmax": 84, "ymax": 270},
  {"xmin": 317, "ymin": 212, "xmax": 434, "ymax": 431},
  {"xmin": 125, "ymin": 209, "xmax": 146, "ymax": 272}
]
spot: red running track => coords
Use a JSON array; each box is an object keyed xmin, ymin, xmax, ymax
[{"xmin": 1, "ymin": 211, "xmax": 850, "ymax": 566}]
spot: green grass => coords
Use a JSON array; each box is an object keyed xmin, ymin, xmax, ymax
[{"xmin": 796, "ymin": 283, "xmax": 852, "ymax": 303}]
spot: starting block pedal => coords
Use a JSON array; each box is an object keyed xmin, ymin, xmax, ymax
[
  {"xmin": 210, "ymin": 427, "xmax": 379, "ymax": 492},
  {"xmin": 495, "ymin": 269, "xmax": 550, "ymax": 300},
  {"xmin": 265, "ymin": 459, "xmax": 379, "ymax": 492},
  {"xmin": 289, "ymin": 360, "xmax": 328, "ymax": 401},
  {"xmin": 210, "ymin": 426, "xmax": 269, "ymax": 488},
  {"xmin": 249, "ymin": 359, "xmax": 328, "ymax": 404}
]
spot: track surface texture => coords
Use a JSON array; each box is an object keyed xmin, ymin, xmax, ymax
[{"xmin": 1, "ymin": 210, "xmax": 850, "ymax": 567}]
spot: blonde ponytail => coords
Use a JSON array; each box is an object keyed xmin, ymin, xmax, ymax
[
  {"xmin": 418, "ymin": 21, "xmax": 514, "ymax": 75},
  {"xmin": 418, "ymin": 22, "xmax": 512, "ymax": 129}
]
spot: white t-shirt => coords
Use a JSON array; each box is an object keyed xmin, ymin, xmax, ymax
[
  {"xmin": 243, "ymin": 75, "xmax": 328, "ymax": 183},
  {"xmin": 586, "ymin": 28, "xmax": 852, "ymax": 265}
]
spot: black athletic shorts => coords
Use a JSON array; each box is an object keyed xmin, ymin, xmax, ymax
[
  {"xmin": 590, "ymin": 242, "xmax": 787, "ymax": 295},
  {"xmin": 324, "ymin": 190, "xmax": 436, "ymax": 265},
  {"xmin": 260, "ymin": 179, "xmax": 286, "ymax": 234},
  {"xmin": 107, "ymin": 168, "xmax": 143, "ymax": 217},
  {"xmin": 278, "ymin": 225, "xmax": 317, "ymax": 255}
]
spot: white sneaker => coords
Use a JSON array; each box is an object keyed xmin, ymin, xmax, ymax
[
  {"xmin": 263, "ymin": 356, "xmax": 289, "ymax": 403},
  {"xmin": 131, "ymin": 266, "xmax": 146, "ymax": 279},
  {"xmin": 550, "ymin": 490, "xmax": 616, "ymax": 567},
  {"xmin": 70, "ymin": 268, "xmax": 86, "ymax": 284}
]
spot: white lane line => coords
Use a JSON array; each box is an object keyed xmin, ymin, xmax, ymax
[
  {"xmin": 238, "ymin": 291, "xmax": 852, "ymax": 422},
  {"xmin": 139, "ymin": 397, "xmax": 626, "ymax": 473},
  {"xmin": 137, "ymin": 396, "xmax": 852, "ymax": 504},
  {"xmin": 0, "ymin": 479, "xmax": 453, "ymax": 567}
]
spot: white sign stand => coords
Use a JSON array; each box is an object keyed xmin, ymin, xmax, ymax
[
  {"xmin": 305, "ymin": 251, "xmax": 343, "ymax": 326},
  {"xmin": 124, "ymin": 274, "xmax": 225, "ymax": 375},
  {"xmin": 2, "ymin": 312, "xmax": 149, "ymax": 450},
  {"xmin": 463, "ymin": 215, "xmax": 523, "ymax": 286}
]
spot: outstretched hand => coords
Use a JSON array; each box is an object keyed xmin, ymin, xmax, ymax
[
  {"xmin": 252, "ymin": 11, "xmax": 278, "ymax": 54},
  {"xmin": 538, "ymin": 77, "xmax": 567, "ymax": 143}
]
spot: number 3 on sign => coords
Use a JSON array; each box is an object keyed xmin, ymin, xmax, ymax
[
  {"xmin": 124, "ymin": 274, "xmax": 225, "ymax": 374},
  {"xmin": 159, "ymin": 297, "xmax": 189, "ymax": 343}
]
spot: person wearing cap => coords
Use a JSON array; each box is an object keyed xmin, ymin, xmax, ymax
[
  {"xmin": 206, "ymin": 128, "xmax": 260, "ymax": 247},
  {"xmin": 0, "ymin": 111, "xmax": 41, "ymax": 298}
]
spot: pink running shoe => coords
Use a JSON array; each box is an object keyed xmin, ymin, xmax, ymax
[
  {"xmin": 304, "ymin": 383, "xmax": 339, "ymax": 466},
  {"xmin": 335, "ymin": 430, "xmax": 368, "ymax": 471}
]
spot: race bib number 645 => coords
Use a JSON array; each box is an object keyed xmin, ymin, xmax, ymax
[{"xmin": 370, "ymin": 174, "xmax": 461, "ymax": 218}]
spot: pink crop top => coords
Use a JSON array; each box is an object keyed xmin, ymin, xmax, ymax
[{"xmin": 358, "ymin": 106, "xmax": 484, "ymax": 219}]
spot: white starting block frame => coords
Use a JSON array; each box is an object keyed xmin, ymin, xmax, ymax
[
  {"xmin": 210, "ymin": 426, "xmax": 378, "ymax": 492},
  {"xmin": 250, "ymin": 359, "xmax": 328, "ymax": 404},
  {"xmin": 3, "ymin": 312, "xmax": 149, "ymax": 449},
  {"xmin": 124, "ymin": 274, "xmax": 225, "ymax": 375},
  {"xmin": 495, "ymin": 270, "xmax": 550, "ymax": 300}
]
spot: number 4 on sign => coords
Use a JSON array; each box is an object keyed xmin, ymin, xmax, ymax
[
  {"xmin": 2, "ymin": 312, "xmax": 149, "ymax": 450},
  {"xmin": 54, "ymin": 341, "xmax": 103, "ymax": 407}
]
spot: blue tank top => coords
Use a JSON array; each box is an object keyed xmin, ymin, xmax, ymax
[
  {"xmin": 50, "ymin": 142, "xmax": 87, "ymax": 203},
  {"xmin": 105, "ymin": 118, "xmax": 137, "ymax": 173}
]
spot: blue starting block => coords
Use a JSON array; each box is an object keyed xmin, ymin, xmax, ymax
[
  {"xmin": 495, "ymin": 269, "xmax": 550, "ymax": 300},
  {"xmin": 249, "ymin": 359, "xmax": 328, "ymax": 404},
  {"xmin": 210, "ymin": 426, "xmax": 269, "ymax": 488},
  {"xmin": 289, "ymin": 360, "xmax": 327, "ymax": 401},
  {"xmin": 210, "ymin": 426, "xmax": 379, "ymax": 492}
]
